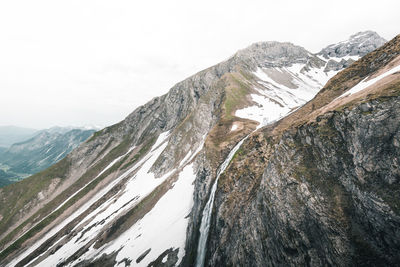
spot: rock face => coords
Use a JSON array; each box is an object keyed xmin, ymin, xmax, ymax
[
  {"xmin": 318, "ymin": 31, "xmax": 387, "ymax": 73},
  {"xmin": 234, "ymin": 42, "xmax": 313, "ymax": 68},
  {"xmin": 318, "ymin": 31, "xmax": 387, "ymax": 59},
  {"xmin": 0, "ymin": 31, "xmax": 394, "ymax": 267},
  {"xmin": 206, "ymin": 36, "xmax": 400, "ymax": 266},
  {"xmin": 208, "ymin": 98, "xmax": 400, "ymax": 266}
]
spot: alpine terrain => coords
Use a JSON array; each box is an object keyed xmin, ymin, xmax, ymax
[
  {"xmin": 0, "ymin": 126, "xmax": 38, "ymax": 149},
  {"xmin": 0, "ymin": 127, "xmax": 96, "ymax": 187},
  {"xmin": 1, "ymin": 30, "xmax": 399, "ymax": 267}
]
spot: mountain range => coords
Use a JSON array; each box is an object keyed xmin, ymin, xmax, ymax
[
  {"xmin": 0, "ymin": 127, "xmax": 96, "ymax": 187},
  {"xmin": 0, "ymin": 30, "xmax": 399, "ymax": 267},
  {"xmin": 0, "ymin": 126, "xmax": 38, "ymax": 148}
]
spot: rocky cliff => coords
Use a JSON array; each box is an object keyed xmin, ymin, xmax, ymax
[
  {"xmin": 0, "ymin": 31, "xmax": 393, "ymax": 267},
  {"xmin": 206, "ymin": 35, "xmax": 400, "ymax": 266}
]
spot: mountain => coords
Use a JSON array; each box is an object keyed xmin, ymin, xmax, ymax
[
  {"xmin": 317, "ymin": 31, "xmax": 387, "ymax": 73},
  {"xmin": 0, "ymin": 126, "xmax": 38, "ymax": 148},
  {"xmin": 0, "ymin": 128, "xmax": 96, "ymax": 187},
  {"xmin": 318, "ymin": 31, "xmax": 387, "ymax": 59},
  {"xmin": 207, "ymin": 34, "xmax": 400, "ymax": 267},
  {"xmin": 0, "ymin": 31, "xmax": 397, "ymax": 267}
]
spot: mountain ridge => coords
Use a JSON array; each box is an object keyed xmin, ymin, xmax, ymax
[
  {"xmin": 0, "ymin": 126, "xmax": 38, "ymax": 148},
  {"xmin": 0, "ymin": 31, "xmax": 396, "ymax": 267},
  {"xmin": 0, "ymin": 128, "xmax": 95, "ymax": 187},
  {"xmin": 206, "ymin": 34, "xmax": 400, "ymax": 266}
]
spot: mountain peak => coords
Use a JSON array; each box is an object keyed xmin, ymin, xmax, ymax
[
  {"xmin": 1, "ymin": 32, "xmax": 399, "ymax": 267},
  {"xmin": 318, "ymin": 30, "xmax": 387, "ymax": 59},
  {"xmin": 234, "ymin": 41, "xmax": 312, "ymax": 68},
  {"xmin": 349, "ymin": 30, "xmax": 381, "ymax": 39}
]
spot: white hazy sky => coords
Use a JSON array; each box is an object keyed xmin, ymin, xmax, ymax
[{"xmin": 0, "ymin": 0, "xmax": 399, "ymax": 129}]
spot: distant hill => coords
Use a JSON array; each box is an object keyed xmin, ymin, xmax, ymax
[
  {"xmin": 0, "ymin": 127, "xmax": 95, "ymax": 187},
  {"xmin": 0, "ymin": 126, "xmax": 38, "ymax": 148}
]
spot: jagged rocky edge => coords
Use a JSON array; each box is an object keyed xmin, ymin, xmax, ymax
[
  {"xmin": 0, "ymin": 37, "xmax": 319, "ymax": 263},
  {"xmin": 0, "ymin": 31, "xmax": 389, "ymax": 265},
  {"xmin": 0, "ymin": 39, "xmax": 252, "ymax": 265},
  {"xmin": 206, "ymin": 35, "xmax": 400, "ymax": 266}
]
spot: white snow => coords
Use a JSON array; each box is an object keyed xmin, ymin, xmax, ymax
[
  {"xmin": 179, "ymin": 134, "xmax": 206, "ymax": 167},
  {"xmin": 8, "ymin": 132, "xmax": 171, "ymax": 267},
  {"xmin": 11, "ymin": 129, "xmax": 199, "ymax": 267},
  {"xmin": 235, "ymin": 66, "xmax": 338, "ymax": 127},
  {"xmin": 151, "ymin": 131, "xmax": 170, "ymax": 151},
  {"xmin": 35, "ymin": 133, "xmax": 171, "ymax": 267},
  {"xmin": 235, "ymin": 93, "xmax": 289, "ymax": 128},
  {"xmin": 80, "ymin": 163, "xmax": 197, "ymax": 267},
  {"xmin": 54, "ymin": 151, "xmax": 66, "ymax": 161},
  {"xmin": 6, "ymin": 143, "xmax": 137, "ymax": 265},
  {"xmin": 231, "ymin": 124, "xmax": 238, "ymax": 131},
  {"xmin": 338, "ymin": 64, "xmax": 400, "ymax": 99},
  {"xmin": 328, "ymin": 55, "xmax": 360, "ymax": 62},
  {"xmin": 317, "ymin": 55, "xmax": 360, "ymax": 64},
  {"xmin": 162, "ymin": 254, "xmax": 168, "ymax": 263}
]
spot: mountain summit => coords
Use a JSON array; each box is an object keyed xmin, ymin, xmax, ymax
[
  {"xmin": 318, "ymin": 30, "xmax": 387, "ymax": 58},
  {"xmin": 0, "ymin": 31, "xmax": 399, "ymax": 267}
]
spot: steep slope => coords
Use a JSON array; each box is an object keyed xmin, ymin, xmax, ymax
[
  {"xmin": 207, "ymin": 35, "xmax": 400, "ymax": 266},
  {"xmin": 0, "ymin": 128, "xmax": 96, "ymax": 186},
  {"xmin": 0, "ymin": 31, "xmax": 386, "ymax": 266}
]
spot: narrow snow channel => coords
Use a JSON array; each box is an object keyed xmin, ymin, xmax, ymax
[{"xmin": 195, "ymin": 136, "xmax": 249, "ymax": 267}]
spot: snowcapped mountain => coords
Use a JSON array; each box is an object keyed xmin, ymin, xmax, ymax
[{"xmin": 1, "ymin": 31, "xmax": 399, "ymax": 267}]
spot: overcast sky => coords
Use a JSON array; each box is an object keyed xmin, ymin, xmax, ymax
[{"xmin": 0, "ymin": 0, "xmax": 399, "ymax": 129}]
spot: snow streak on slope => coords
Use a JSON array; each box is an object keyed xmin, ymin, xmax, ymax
[
  {"xmin": 34, "ymin": 133, "xmax": 172, "ymax": 266},
  {"xmin": 8, "ymin": 132, "xmax": 171, "ymax": 267},
  {"xmin": 9, "ymin": 131, "xmax": 206, "ymax": 267},
  {"xmin": 88, "ymin": 163, "xmax": 197, "ymax": 267},
  {"xmin": 338, "ymin": 63, "xmax": 400, "ymax": 98},
  {"xmin": 236, "ymin": 65, "xmax": 337, "ymax": 127}
]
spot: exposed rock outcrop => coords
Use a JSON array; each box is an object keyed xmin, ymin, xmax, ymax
[
  {"xmin": 206, "ymin": 36, "xmax": 400, "ymax": 267},
  {"xmin": 0, "ymin": 31, "xmax": 393, "ymax": 267},
  {"xmin": 208, "ymin": 97, "xmax": 400, "ymax": 266},
  {"xmin": 318, "ymin": 31, "xmax": 387, "ymax": 59}
]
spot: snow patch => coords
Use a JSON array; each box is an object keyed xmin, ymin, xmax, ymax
[
  {"xmin": 162, "ymin": 254, "xmax": 168, "ymax": 263},
  {"xmin": 8, "ymin": 132, "xmax": 170, "ymax": 267},
  {"xmin": 338, "ymin": 64, "xmax": 400, "ymax": 99},
  {"xmin": 179, "ymin": 133, "xmax": 206, "ymax": 167},
  {"xmin": 328, "ymin": 55, "xmax": 360, "ymax": 62},
  {"xmin": 236, "ymin": 66, "xmax": 337, "ymax": 127},
  {"xmin": 151, "ymin": 131, "xmax": 170, "ymax": 151},
  {"xmin": 235, "ymin": 93, "xmax": 289, "ymax": 128},
  {"xmin": 89, "ymin": 163, "xmax": 197, "ymax": 266}
]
